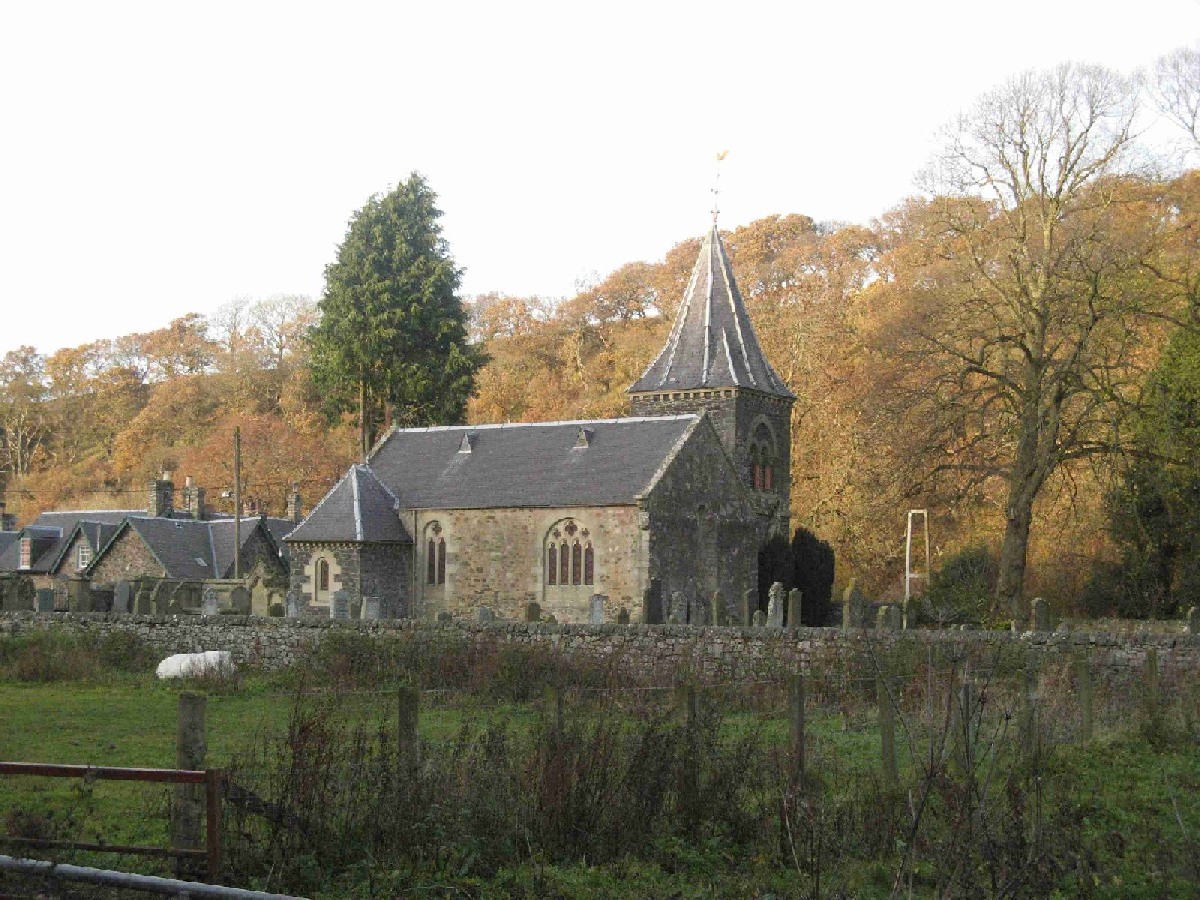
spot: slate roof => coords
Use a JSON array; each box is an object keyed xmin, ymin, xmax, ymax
[
  {"xmin": 286, "ymin": 465, "xmax": 410, "ymax": 544},
  {"xmin": 629, "ymin": 225, "xmax": 795, "ymax": 399},
  {"xmin": 0, "ymin": 510, "xmax": 140, "ymax": 574},
  {"xmin": 96, "ymin": 515, "xmax": 286, "ymax": 580},
  {"xmin": 0, "ymin": 532, "xmax": 19, "ymax": 562},
  {"xmin": 285, "ymin": 415, "xmax": 702, "ymax": 545}
]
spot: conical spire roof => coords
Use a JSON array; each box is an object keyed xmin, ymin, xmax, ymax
[{"xmin": 628, "ymin": 225, "xmax": 795, "ymax": 399}]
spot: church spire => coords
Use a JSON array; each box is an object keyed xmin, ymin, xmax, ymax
[{"xmin": 628, "ymin": 224, "xmax": 795, "ymax": 399}]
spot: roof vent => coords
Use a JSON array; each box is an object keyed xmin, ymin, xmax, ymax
[
  {"xmin": 574, "ymin": 427, "xmax": 595, "ymax": 449},
  {"xmin": 459, "ymin": 432, "xmax": 479, "ymax": 453}
]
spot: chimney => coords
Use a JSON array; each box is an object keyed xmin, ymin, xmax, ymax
[
  {"xmin": 285, "ymin": 483, "xmax": 302, "ymax": 524},
  {"xmin": 242, "ymin": 497, "xmax": 258, "ymax": 517},
  {"xmin": 181, "ymin": 476, "xmax": 207, "ymax": 521},
  {"xmin": 148, "ymin": 473, "xmax": 174, "ymax": 518}
]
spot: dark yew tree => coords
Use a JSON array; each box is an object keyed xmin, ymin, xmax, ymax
[{"xmin": 310, "ymin": 173, "xmax": 484, "ymax": 458}]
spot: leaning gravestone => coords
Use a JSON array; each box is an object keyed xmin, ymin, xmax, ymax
[
  {"xmin": 767, "ymin": 582, "xmax": 785, "ymax": 628},
  {"xmin": 114, "ymin": 581, "xmax": 133, "ymax": 614},
  {"xmin": 331, "ymin": 590, "xmax": 350, "ymax": 620},
  {"xmin": 201, "ymin": 586, "xmax": 219, "ymax": 617},
  {"xmin": 616, "ymin": 607, "xmax": 631, "ymax": 625},
  {"xmin": 589, "ymin": 594, "xmax": 606, "ymax": 625}
]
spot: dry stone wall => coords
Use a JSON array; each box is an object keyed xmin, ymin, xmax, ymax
[{"xmin": 1, "ymin": 612, "xmax": 1196, "ymax": 689}]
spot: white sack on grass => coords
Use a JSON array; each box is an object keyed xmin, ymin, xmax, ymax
[{"xmin": 155, "ymin": 650, "xmax": 234, "ymax": 679}]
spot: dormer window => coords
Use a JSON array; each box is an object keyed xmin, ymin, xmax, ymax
[{"xmin": 77, "ymin": 544, "xmax": 92, "ymax": 570}]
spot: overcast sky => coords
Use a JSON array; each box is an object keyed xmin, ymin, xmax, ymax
[{"xmin": 2, "ymin": 0, "xmax": 1198, "ymax": 356}]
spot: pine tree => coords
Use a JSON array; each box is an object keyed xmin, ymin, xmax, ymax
[{"xmin": 310, "ymin": 173, "xmax": 484, "ymax": 457}]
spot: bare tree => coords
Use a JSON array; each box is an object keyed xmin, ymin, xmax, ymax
[
  {"xmin": 884, "ymin": 63, "xmax": 1167, "ymax": 617},
  {"xmin": 1148, "ymin": 43, "xmax": 1200, "ymax": 151}
]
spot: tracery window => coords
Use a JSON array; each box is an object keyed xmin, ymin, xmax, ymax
[{"xmin": 545, "ymin": 520, "xmax": 594, "ymax": 587}]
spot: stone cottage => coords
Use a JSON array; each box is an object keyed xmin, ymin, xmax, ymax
[{"xmin": 286, "ymin": 223, "xmax": 795, "ymax": 623}]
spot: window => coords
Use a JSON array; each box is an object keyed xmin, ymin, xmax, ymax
[
  {"xmin": 545, "ymin": 520, "xmax": 595, "ymax": 588},
  {"xmin": 751, "ymin": 422, "xmax": 776, "ymax": 493},
  {"xmin": 77, "ymin": 543, "xmax": 92, "ymax": 570},
  {"xmin": 425, "ymin": 522, "xmax": 446, "ymax": 586},
  {"xmin": 19, "ymin": 538, "xmax": 31, "ymax": 570},
  {"xmin": 317, "ymin": 558, "xmax": 330, "ymax": 592}
]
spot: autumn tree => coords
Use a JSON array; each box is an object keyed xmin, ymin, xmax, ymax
[
  {"xmin": 876, "ymin": 63, "xmax": 1170, "ymax": 617},
  {"xmin": 310, "ymin": 173, "xmax": 484, "ymax": 457}
]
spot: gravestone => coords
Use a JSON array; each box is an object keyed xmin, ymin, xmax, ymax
[
  {"xmin": 36, "ymin": 589, "xmax": 55, "ymax": 613},
  {"xmin": 841, "ymin": 580, "xmax": 867, "ymax": 630},
  {"xmin": 589, "ymin": 594, "xmax": 606, "ymax": 625},
  {"xmin": 201, "ymin": 586, "xmax": 219, "ymax": 617},
  {"xmin": 331, "ymin": 590, "xmax": 350, "ymax": 620},
  {"xmin": 66, "ymin": 577, "xmax": 92, "ymax": 613},
  {"xmin": 876, "ymin": 604, "xmax": 902, "ymax": 631},
  {"xmin": 670, "ymin": 591, "xmax": 688, "ymax": 625},
  {"xmin": 767, "ymin": 582, "xmax": 785, "ymax": 628},
  {"xmin": 1187, "ymin": 606, "xmax": 1198, "ymax": 636},
  {"xmin": 643, "ymin": 578, "xmax": 663, "ymax": 625},
  {"xmin": 691, "ymin": 597, "xmax": 707, "ymax": 626},
  {"xmin": 362, "ymin": 597, "xmax": 380, "ymax": 620},
  {"xmin": 752, "ymin": 609, "xmax": 767, "ymax": 627},
  {"xmin": 524, "ymin": 601, "xmax": 541, "ymax": 622},
  {"xmin": 787, "ymin": 589, "xmax": 803, "ymax": 628},
  {"xmin": 616, "ymin": 607, "xmax": 630, "ymax": 625},
  {"xmin": 709, "ymin": 591, "xmax": 726, "ymax": 626},
  {"xmin": 742, "ymin": 588, "xmax": 757, "ymax": 627},
  {"xmin": 543, "ymin": 613, "xmax": 557, "ymax": 624},
  {"xmin": 230, "ymin": 586, "xmax": 251, "ymax": 615},
  {"xmin": 436, "ymin": 610, "xmax": 453, "ymax": 623},
  {"xmin": 1031, "ymin": 597, "xmax": 1049, "ymax": 632},
  {"xmin": 113, "ymin": 581, "xmax": 132, "ymax": 614},
  {"xmin": 477, "ymin": 606, "xmax": 495, "ymax": 623},
  {"xmin": 285, "ymin": 591, "xmax": 300, "ymax": 618}
]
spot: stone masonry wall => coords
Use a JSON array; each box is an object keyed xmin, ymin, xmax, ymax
[
  {"xmin": 89, "ymin": 530, "xmax": 166, "ymax": 586},
  {"xmin": 2, "ymin": 613, "xmax": 1195, "ymax": 693}
]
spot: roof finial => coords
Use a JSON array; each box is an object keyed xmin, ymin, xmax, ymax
[{"xmin": 711, "ymin": 150, "xmax": 728, "ymax": 226}]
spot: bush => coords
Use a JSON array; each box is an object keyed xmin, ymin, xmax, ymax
[
  {"xmin": 919, "ymin": 545, "xmax": 997, "ymax": 626},
  {"xmin": 0, "ymin": 630, "xmax": 155, "ymax": 682}
]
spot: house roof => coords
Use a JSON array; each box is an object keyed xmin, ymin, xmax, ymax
[
  {"xmin": 628, "ymin": 225, "xmax": 795, "ymax": 399},
  {"xmin": 286, "ymin": 464, "xmax": 410, "ymax": 544},
  {"xmin": 0, "ymin": 511, "xmax": 138, "ymax": 574},
  {"xmin": 286, "ymin": 415, "xmax": 702, "ymax": 545},
  {"xmin": 0, "ymin": 532, "xmax": 19, "ymax": 560}
]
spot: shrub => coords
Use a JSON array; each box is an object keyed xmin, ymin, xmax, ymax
[{"xmin": 919, "ymin": 545, "xmax": 997, "ymax": 626}]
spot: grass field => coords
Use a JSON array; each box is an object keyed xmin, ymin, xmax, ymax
[{"xmin": 0, "ymin": 631, "xmax": 1197, "ymax": 897}]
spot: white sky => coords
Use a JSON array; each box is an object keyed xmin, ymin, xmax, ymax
[{"xmin": 2, "ymin": 0, "xmax": 1199, "ymax": 356}]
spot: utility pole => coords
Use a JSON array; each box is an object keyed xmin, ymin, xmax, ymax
[{"xmin": 233, "ymin": 426, "xmax": 241, "ymax": 581}]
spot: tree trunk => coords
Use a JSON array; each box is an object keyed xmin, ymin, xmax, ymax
[{"xmin": 995, "ymin": 498, "xmax": 1034, "ymax": 621}]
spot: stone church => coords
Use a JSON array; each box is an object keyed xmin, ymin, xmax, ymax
[{"xmin": 285, "ymin": 224, "xmax": 795, "ymax": 623}]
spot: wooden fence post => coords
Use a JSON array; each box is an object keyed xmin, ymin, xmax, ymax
[
  {"xmin": 676, "ymin": 681, "xmax": 699, "ymax": 829},
  {"xmin": 172, "ymin": 692, "xmax": 205, "ymax": 878},
  {"xmin": 878, "ymin": 671, "xmax": 898, "ymax": 789},
  {"xmin": 1075, "ymin": 651, "xmax": 1093, "ymax": 742},
  {"xmin": 543, "ymin": 685, "xmax": 563, "ymax": 736},
  {"xmin": 789, "ymin": 673, "xmax": 806, "ymax": 783},
  {"xmin": 1145, "ymin": 647, "xmax": 1160, "ymax": 723},
  {"xmin": 398, "ymin": 684, "xmax": 420, "ymax": 777}
]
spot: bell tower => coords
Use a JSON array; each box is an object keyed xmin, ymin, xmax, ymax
[{"xmin": 627, "ymin": 224, "xmax": 795, "ymax": 537}]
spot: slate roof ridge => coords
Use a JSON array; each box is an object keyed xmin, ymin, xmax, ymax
[
  {"xmin": 351, "ymin": 465, "xmax": 364, "ymax": 541},
  {"xmin": 370, "ymin": 412, "xmax": 700, "ymax": 444}
]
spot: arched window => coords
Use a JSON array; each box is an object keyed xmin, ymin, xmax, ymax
[
  {"xmin": 436, "ymin": 537, "xmax": 446, "ymax": 585},
  {"xmin": 583, "ymin": 543, "xmax": 594, "ymax": 585},
  {"xmin": 545, "ymin": 520, "xmax": 597, "ymax": 591},
  {"xmin": 764, "ymin": 461, "xmax": 773, "ymax": 492},
  {"xmin": 559, "ymin": 540, "xmax": 569, "ymax": 584},
  {"xmin": 752, "ymin": 422, "xmax": 776, "ymax": 493},
  {"xmin": 317, "ymin": 559, "xmax": 330, "ymax": 592},
  {"xmin": 425, "ymin": 522, "xmax": 446, "ymax": 586},
  {"xmin": 426, "ymin": 539, "xmax": 437, "ymax": 584},
  {"xmin": 547, "ymin": 543, "xmax": 558, "ymax": 584},
  {"xmin": 571, "ymin": 541, "xmax": 582, "ymax": 585},
  {"xmin": 752, "ymin": 445, "xmax": 763, "ymax": 491}
]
